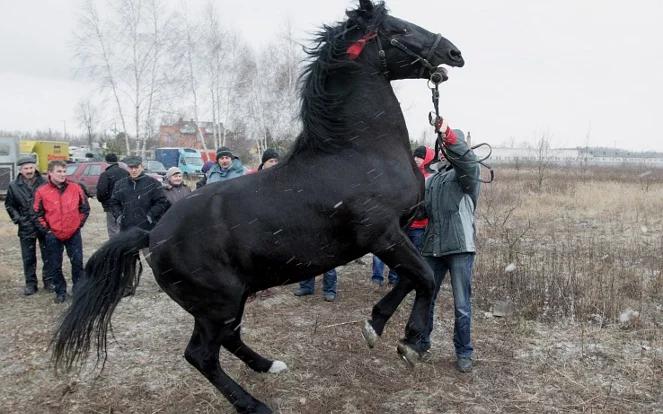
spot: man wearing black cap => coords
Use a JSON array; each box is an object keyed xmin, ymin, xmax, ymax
[
  {"xmin": 109, "ymin": 156, "xmax": 170, "ymax": 232},
  {"xmin": 96, "ymin": 153, "xmax": 129, "ymax": 237},
  {"xmin": 206, "ymin": 147, "xmax": 246, "ymax": 184},
  {"xmin": 4, "ymin": 156, "xmax": 50, "ymax": 295},
  {"xmin": 258, "ymin": 148, "xmax": 279, "ymax": 170}
]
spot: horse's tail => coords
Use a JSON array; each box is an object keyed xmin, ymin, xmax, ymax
[{"xmin": 51, "ymin": 227, "xmax": 150, "ymax": 372}]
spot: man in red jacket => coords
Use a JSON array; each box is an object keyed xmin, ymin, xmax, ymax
[{"xmin": 33, "ymin": 160, "xmax": 90, "ymax": 303}]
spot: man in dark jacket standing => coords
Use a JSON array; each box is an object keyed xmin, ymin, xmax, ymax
[
  {"xmin": 33, "ymin": 160, "xmax": 90, "ymax": 303},
  {"xmin": 96, "ymin": 153, "xmax": 129, "ymax": 237},
  {"xmin": 109, "ymin": 156, "xmax": 169, "ymax": 232},
  {"xmin": 108, "ymin": 156, "xmax": 169, "ymax": 297},
  {"xmin": 420, "ymin": 124, "xmax": 480, "ymax": 373},
  {"xmin": 4, "ymin": 156, "xmax": 49, "ymax": 295}
]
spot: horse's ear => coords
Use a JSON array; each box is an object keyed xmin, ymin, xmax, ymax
[
  {"xmin": 346, "ymin": 0, "xmax": 375, "ymax": 27},
  {"xmin": 359, "ymin": 0, "xmax": 375, "ymax": 12}
]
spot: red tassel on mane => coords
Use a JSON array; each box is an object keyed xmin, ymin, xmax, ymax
[{"xmin": 347, "ymin": 32, "xmax": 377, "ymax": 60}]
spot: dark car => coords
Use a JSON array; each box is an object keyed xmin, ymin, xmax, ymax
[
  {"xmin": 66, "ymin": 162, "xmax": 162, "ymax": 197},
  {"xmin": 145, "ymin": 160, "xmax": 167, "ymax": 176}
]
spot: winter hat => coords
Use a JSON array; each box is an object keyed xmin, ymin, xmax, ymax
[
  {"xmin": 17, "ymin": 156, "xmax": 37, "ymax": 166},
  {"xmin": 105, "ymin": 153, "xmax": 118, "ymax": 163},
  {"xmin": 216, "ymin": 147, "xmax": 234, "ymax": 160},
  {"xmin": 261, "ymin": 148, "xmax": 279, "ymax": 164},
  {"xmin": 413, "ymin": 146, "xmax": 427, "ymax": 159},
  {"xmin": 166, "ymin": 167, "xmax": 182, "ymax": 179}
]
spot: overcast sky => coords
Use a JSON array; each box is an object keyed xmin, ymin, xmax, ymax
[{"xmin": 1, "ymin": 0, "xmax": 662, "ymax": 151}]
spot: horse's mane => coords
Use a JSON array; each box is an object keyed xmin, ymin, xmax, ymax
[{"xmin": 288, "ymin": 2, "xmax": 389, "ymax": 157}]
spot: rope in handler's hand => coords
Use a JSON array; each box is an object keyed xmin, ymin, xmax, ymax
[{"xmin": 427, "ymin": 69, "xmax": 494, "ymax": 184}]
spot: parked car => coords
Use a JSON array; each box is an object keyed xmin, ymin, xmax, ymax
[
  {"xmin": 145, "ymin": 160, "xmax": 167, "ymax": 176},
  {"xmin": 0, "ymin": 136, "xmax": 20, "ymax": 198},
  {"xmin": 66, "ymin": 161, "xmax": 162, "ymax": 197}
]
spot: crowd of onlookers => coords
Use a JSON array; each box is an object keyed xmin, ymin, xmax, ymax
[
  {"xmin": 5, "ymin": 124, "xmax": 482, "ymax": 372},
  {"xmin": 4, "ymin": 146, "xmax": 278, "ymax": 303}
]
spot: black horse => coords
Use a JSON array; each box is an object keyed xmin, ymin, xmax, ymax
[{"xmin": 52, "ymin": 1, "xmax": 464, "ymax": 412}]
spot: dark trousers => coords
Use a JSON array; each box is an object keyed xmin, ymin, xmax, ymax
[
  {"xmin": 44, "ymin": 231, "xmax": 84, "ymax": 295},
  {"xmin": 20, "ymin": 236, "xmax": 48, "ymax": 288}
]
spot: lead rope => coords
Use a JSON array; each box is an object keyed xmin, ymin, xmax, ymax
[{"xmin": 427, "ymin": 73, "xmax": 495, "ymax": 184}]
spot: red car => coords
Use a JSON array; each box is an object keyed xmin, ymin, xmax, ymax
[{"xmin": 66, "ymin": 162, "xmax": 162, "ymax": 197}]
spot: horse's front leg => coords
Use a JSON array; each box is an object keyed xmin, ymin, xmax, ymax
[{"xmin": 363, "ymin": 229, "xmax": 434, "ymax": 366}]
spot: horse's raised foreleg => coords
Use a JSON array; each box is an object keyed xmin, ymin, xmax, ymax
[
  {"xmin": 364, "ymin": 230, "xmax": 434, "ymax": 366},
  {"xmin": 184, "ymin": 318, "xmax": 272, "ymax": 414},
  {"xmin": 365, "ymin": 277, "xmax": 415, "ymax": 336}
]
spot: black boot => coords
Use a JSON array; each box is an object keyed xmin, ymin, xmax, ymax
[
  {"xmin": 23, "ymin": 285, "xmax": 38, "ymax": 296},
  {"xmin": 44, "ymin": 280, "xmax": 55, "ymax": 292}
]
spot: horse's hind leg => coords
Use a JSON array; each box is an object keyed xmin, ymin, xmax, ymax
[
  {"xmin": 221, "ymin": 302, "xmax": 288, "ymax": 374},
  {"xmin": 185, "ymin": 318, "xmax": 271, "ymax": 414}
]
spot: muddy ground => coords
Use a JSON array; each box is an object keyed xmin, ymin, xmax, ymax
[{"xmin": 0, "ymin": 199, "xmax": 661, "ymax": 413}]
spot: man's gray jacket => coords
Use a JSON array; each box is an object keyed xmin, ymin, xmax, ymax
[{"xmin": 421, "ymin": 129, "xmax": 480, "ymax": 257}]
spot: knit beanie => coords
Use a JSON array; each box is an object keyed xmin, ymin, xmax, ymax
[
  {"xmin": 261, "ymin": 148, "xmax": 280, "ymax": 164},
  {"xmin": 216, "ymin": 147, "xmax": 233, "ymax": 160},
  {"xmin": 413, "ymin": 146, "xmax": 427, "ymax": 159}
]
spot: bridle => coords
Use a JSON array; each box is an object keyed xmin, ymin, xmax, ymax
[
  {"xmin": 348, "ymin": 25, "xmax": 494, "ymax": 183},
  {"xmin": 372, "ymin": 30, "xmax": 444, "ymax": 81},
  {"xmin": 357, "ymin": 27, "xmax": 495, "ymax": 183}
]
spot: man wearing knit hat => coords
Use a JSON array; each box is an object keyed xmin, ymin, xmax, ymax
[
  {"xmin": 258, "ymin": 148, "xmax": 279, "ymax": 170},
  {"xmin": 206, "ymin": 146, "xmax": 246, "ymax": 184},
  {"xmin": 4, "ymin": 156, "xmax": 50, "ymax": 295}
]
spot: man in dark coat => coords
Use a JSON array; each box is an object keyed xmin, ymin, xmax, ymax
[
  {"xmin": 96, "ymin": 153, "xmax": 129, "ymax": 237},
  {"xmin": 109, "ymin": 156, "xmax": 169, "ymax": 232},
  {"xmin": 4, "ymin": 156, "xmax": 49, "ymax": 295}
]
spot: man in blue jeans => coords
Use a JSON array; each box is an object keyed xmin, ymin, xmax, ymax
[
  {"xmin": 419, "ymin": 125, "xmax": 480, "ymax": 373},
  {"xmin": 33, "ymin": 160, "xmax": 89, "ymax": 303},
  {"xmin": 294, "ymin": 269, "xmax": 338, "ymax": 302}
]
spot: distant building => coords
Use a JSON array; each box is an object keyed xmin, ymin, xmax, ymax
[
  {"xmin": 490, "ymin": 146, "xmax": 663, "ymax": 167},
  {"xmin": 159, "ymin": 118, "xmax": 222, "ymax": 148}
]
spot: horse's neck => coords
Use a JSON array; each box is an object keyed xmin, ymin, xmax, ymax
[{"xmin": 337, "ymin": 71, "xmax": 410, "ymax": 151}]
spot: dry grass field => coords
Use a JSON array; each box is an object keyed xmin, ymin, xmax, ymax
[{"xmin": 0, "ymin": 165, "xmax": 661, "ymax": 413}]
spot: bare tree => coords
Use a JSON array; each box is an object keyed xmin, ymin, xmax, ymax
[
  {"xmin": 73, "ymin": 0, "xmax": 172, "ymax": 155},
  {"xmin": 76, "ymin": 99, "xmax": 97, "ymax": 148},
  {"xmin": 535, "ymin": 135, "xmax": 551, "ymax": 191},
  {"xmin": 246, "ymin": 20, "xmax": 303, "ymax": 154}
]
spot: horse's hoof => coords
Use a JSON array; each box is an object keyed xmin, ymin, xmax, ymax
[
  {"xmin": 243, "ymin": 400, "xmax": 272, "ymax": 414},
  {"xmin": 362, "ymin": 320, "xmax": 378, "ymax": 348},
  {"xmin": 396, "ymin": 341, "xmax": 421, "ymax": 369},
  {"xmin": 268, "ymin": 360, "xmax": 288, "ymax": 374}
]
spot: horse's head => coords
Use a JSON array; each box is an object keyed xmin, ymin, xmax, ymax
[{"xmin": 346, "ymin": 0, "xmax": 464, "ymax": 81}]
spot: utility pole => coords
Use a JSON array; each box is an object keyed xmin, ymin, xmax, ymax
[{"xmin": 62, "ymin": 120, "xmax": 67, "ymax": 141}]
